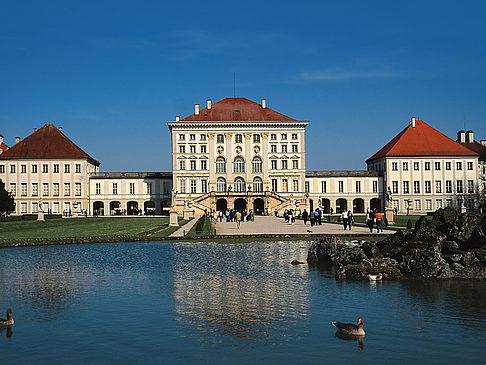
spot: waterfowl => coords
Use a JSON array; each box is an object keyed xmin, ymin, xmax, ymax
[
  {"xmin": 368, "ymin": 273, "xmax": 382, "ymax": 281},
  {"xmin": 0, "ymin": 309, "xmax": 14, "ymax": 326},
  {"xmin": 332, "ymin": 317, "xmax": 365, "ymax": 336}
]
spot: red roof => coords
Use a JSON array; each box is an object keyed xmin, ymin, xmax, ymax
[
  {"xmin": 181, "ymin": 97, "xmax": 296, "ymax": 121},
  {"xmin": 0, "ymin": 124, "xmax": 100, "ymax": 165},
  {"xmin": 460, "ymin": 140, "xmax": 486, "ymax": 160},
  {"xmin": 0, "ymin": 142, "xmax": 8, "ymax": 154},
  {"xmin": 367, "ymin": 120, "xmax": 479, "ymax": 162}
]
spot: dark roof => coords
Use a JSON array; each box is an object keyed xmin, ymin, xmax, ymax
[
  {"xmin": 181, "ymin": 97, "xmax": 296, "ymax": 122},
  {"xmin": 367, "ymin": 120, "xmax": 478, "ymax": 162},
  {"xmin": 306, "ymin": 170, "xmax": 383, "ymax": 178},
  {"xmin": 459, "ymin": 141, "xmax": 486, "ymax": 161},
  {"xmin": 0, "ymin": 124, "xmax": 100, "ymax": 165},
  {"xmin": 90, "ymin": 172, "xmax": 172, "ymax": 179}
]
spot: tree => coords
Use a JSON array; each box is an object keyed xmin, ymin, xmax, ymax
[{"xmin": 0, "ymin": 180, "xmax": 15, "ymax": 215}]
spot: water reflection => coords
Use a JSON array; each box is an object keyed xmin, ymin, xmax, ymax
[
  {"xmin": 0, "ymin": 325, "xmax": 13, "ymax": 339},
  {"xmin": 335, "ymin": 331, "xmax": 364, "ymax": 351}
]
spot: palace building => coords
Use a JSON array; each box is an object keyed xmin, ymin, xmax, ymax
[{"xmin": 0, "ymin": 96, "xmax": 484, "ymax": 216}]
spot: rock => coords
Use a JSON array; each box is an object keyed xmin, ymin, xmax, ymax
[{"xmin": 291, "ymin": 260, "xmax": 305, "ymax": 265}]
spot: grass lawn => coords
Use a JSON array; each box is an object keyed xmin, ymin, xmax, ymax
[{"xmin": 0, "ymin": 217, "xmax": 184, "ymax": 245}]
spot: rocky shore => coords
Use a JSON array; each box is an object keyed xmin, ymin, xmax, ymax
[{"xmin": 307, "ymin": 208, "xmax": 486, "ymax": 280}]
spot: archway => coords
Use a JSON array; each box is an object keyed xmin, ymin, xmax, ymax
[
  {"xmin": 321, "ymin": 198, "xmax": 330, "ymax": 214},
  {"xmin": 110, "ymin": 201, "xmax": 121, "ymax": 215},
  {"xmin": 370, "ymin": 198, "xmax": 381, "ymax": 211},
  {"xmin": 353, "ymin": 198, "xmax": 364, "ymax": 213},
  {"xmin": 336, "ymin": 198, "xmax": 347, "ymax": 213},
  {"xmin": 253, "ymin": 198, "xmax": 264, "ymax": 215},
  {"xmin": 93, "ymin": 201, "xmax": 104, "ymax": 216},
  {"xmin": 127, "ymin": 201, "xmax": 139, "ymax": 215},
  {"xmin": 161, "ymin": 200, "xmax": 171, "ymax": 216},
  {"xmin": 234, "ymin": 198, "xmax": 247, "ymax": 211},
  {"xmin": 216, "ymin": 198, "xmax": 228, "ymax": 212},
  {"xmin": 144, "ymin": 201, "xmax": 156, "ymax": 215}
]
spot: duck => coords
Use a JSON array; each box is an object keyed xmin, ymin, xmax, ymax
[
  {"xmin": 332, "ymin": 317, "xmax": 365, "ymax": 336},
  {"xmin": 368, "ymin": 273, "xmax": 382, "ymax": 281},
  {"xmin": 0, "ymin": 309, "xmax": 14, "ymax": 326}
]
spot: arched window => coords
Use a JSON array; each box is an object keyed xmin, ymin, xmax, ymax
[
  {"xmin": 253, "ymin": 134, "xmax": 260, "ymax": 143},
  {"xmin": 216, "ymin": 177, "xmax": 226, "ymax": 193},
  {"xmin": 217, "ymin": 134, "xmax": 225, "ymax": 143},
  {"xmin": 234, "ymin": 177, "xmax": 246, "ymax": 193},
  {"xmin": 233, "ymin": 156, "xmax": 245, "ymax": 173},
  {"xmin": 216, "ymin": 157, "xmax": 226, "ymax": 173},
  {"xmin": 252, "ymin": 156, "xmax": 262, "ymax": 173},
  {"xmin": 253, "ymin": 177, "xmax": 263, "ymax": 193}
]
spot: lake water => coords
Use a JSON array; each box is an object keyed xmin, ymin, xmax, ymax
[{"xmin": 1, "ymin": 241, "xmax": 486, "ymax": 363}]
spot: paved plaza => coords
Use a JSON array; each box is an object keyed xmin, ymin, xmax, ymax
[{"xmin": 212, "ymin": 215, "xmax": 395, "ymax": 236}]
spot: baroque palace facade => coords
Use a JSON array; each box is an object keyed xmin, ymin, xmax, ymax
[{"xmin": 1, "ymin": 97, "xmax": 485, "ymax": 216}]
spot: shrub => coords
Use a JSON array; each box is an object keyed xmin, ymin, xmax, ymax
[{"xmin": 406, "ymin": 219, "xmax": 413, "ymax": 230}]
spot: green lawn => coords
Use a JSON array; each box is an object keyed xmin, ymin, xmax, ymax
[{"xmin": 0, "ymin": 217, "xmax": 183, "ymax": 245}]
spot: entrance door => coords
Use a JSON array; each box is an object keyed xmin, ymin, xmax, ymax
[
  {"xmin": 216, "ymin": 198, "xmax": 228, "ymax": 211},
  {"xmin": 253, "ymin": 198, "xmax": 264, "ymax": 215},
  {"xmin": 234, "ymin": 198, "xmax": 247, "ymax": 211}
]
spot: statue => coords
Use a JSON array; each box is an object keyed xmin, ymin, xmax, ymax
[
  {"xmin": 171, "ymin": 189, "xmax": 176, "ymax": 208},
  {"xmin": 386, "ymin": 187, "xmax": 393, "ymax": 208}
]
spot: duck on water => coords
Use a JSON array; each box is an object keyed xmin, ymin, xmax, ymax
[
  {"xmin": 0, "ymin": 309, "xmax": 14, "ymax": 326},
  {"xmin": 332, "ymin": 317, "xmax": 365, "ymax": 336}
]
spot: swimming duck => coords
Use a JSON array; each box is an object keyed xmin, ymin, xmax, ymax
[
  {"xmin": 332, "ymin": 317, "xmax": 365, "ymax": 336},
  {"xmin": 0, "ymin": 309, "xmax": 14, "ymax": 326},
  {"xmin": 368, "ymin": 273, "xmax": 382, "ymax": 281}
]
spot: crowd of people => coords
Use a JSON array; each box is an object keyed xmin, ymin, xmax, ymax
[{"xmin": 205, "ymin": 208, "xmax": 256, "ymax": 229}]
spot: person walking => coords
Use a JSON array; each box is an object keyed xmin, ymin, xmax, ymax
[
  {"xmin": 376, "ymin": 211, "xmax": 384, "ymax": 232},
  {"xmin": 341, "ymin": 210, "xmax": 348, "ymax": 230},
  {"xmin": 366, "ymin": 209, "xmax": 375, "ymax": 232},
  {"xmin": 302, "ymin": 209, "xmax": 309, "ymax": 225},
  {"xmin": 317, "ymin": 208, "xmax": 322, "ymax": 225},
  {"xmin": 235, "ymin": 211, "xmax": 242, "ymax": 229},
  {"xmin": 347, "ymin": 210, "xmax": 354, "ymax": 230}
]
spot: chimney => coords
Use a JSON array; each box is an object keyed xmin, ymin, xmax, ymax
[
  {"xmin": 195, "ymin": 104, "xmax": 200, "ymax": 115},
  {"xmin": 33, "ymin": 128, "xmax": 37, "ymax": 132},
  {"xmin": 175, "ymin": 116, "xmax": 180, "ymax": 121},
  {"xmin": 261, "ymin": 98, "xmax": 267, "ymax": 109},
  {"xmin": 466, "ymin": 130, "xmax": 474, "ymax": 143},
  {"xmin": 410, "ymin": 117, "xmax": 416, "ymax": 128},
  {"xmin": 59, "ymin": 126, "xmax": 63, "ymax": 132},
  {"xmin": 0, "ymin": 134, "xmax": 3, "ymax": 145},
  {"xmin": 206, "ymin": 99, "xmax": 212, "ymax": 110},
  {"xmin": 15, "ymin": 137, "xmax": 20, "ymax": 144},
  {"xmin": 481, "ymin": 140, "xmax": 486, "ymax": 147},
  {"xmin": 457, "ymin": 130, "xmax": 466, "ymax": 143}
]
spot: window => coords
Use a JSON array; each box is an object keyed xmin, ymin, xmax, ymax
[
  {"xmin": 392, "ymin": 181, "xmax": 398, "ymax": 194},
  {"xmin": 53, "ymin": 183, "xmax": 59, "ymax": 197},
  {"xmin": 32, "ymin": 183, "xmax": 38, "ymax": 197},
  {"xmin": 414, "ymin": 199, "xmax": 421, "ymax": 211},
  {"xmin": 43, "ymin": 183, "xmax": 49, "ymax": 196},
  {"xmin": 253, "ymin": 134, "xmax": 260, "ymax": 143},
  {"xmin": 179, "ymin": 145, "xmax": 185, "ymax": 153},
  {"xmin": 321, "ymin": 181, "xmax": 327, "ymax": 193},
  {"xmin": 305, "ymin": 181, "xmax": 310, "ymax": 193},
  {"xmin": 293, "ymin": 179, "xmax": 299, "ymax": 192},
  {"xmin": 281, "ymin": 160, "xmax": 288, "ymax": 170},
  {"xmin": 190, "ymin": 179, "xmax": 197, "ymax": 193},
  {"xmin": 292, "ymin": 144, "xmax": 298, "ymax": 153},
  {"xmin": 292, "ymin": 160, "xmax": 298, "ymax": 169},
  {"xmin": 292, "ymin": 133, "xmax": 298, "ymax": 140},
  {"xmin": 75, "ymin": 164, "xmax": 81, "ymax": 173},
  {"xmin": 234, "ymin": 134, "xmax": 242, "ymax": 144},
  {"xmin": 281, "ymin": 144, "xmax": 287, "ymax": 153},
  {"xmin": 356, "ymin": 181, "xmax": 361, "ymax": 193},
  {"xmin": 252, "ymin": 156, "xmax": 262, "ymax": 173},
  {"xmin": 200, "ymin": 134, "xmax": 206, "ymax": 141},
  {"xmin": 393, "ymin": 200, "xmax": 399, "ymax": 211},
  {"xmin": 200, "ymin": 145, "xmax": 207, "ymax": 153},
  {"xmin": 21, "ymin": 202, "xmax": 27, "ymax": 213},
  {"xmin": 425, "ymin": 199, "xmax": 432, "ymax": 211},
  {"xmin": 10, "ymin": 183, "xmax": 16, "ymax": 196},
  {"xmin": 270, "ymin": 145, "xmax": 277, "ymax": 153},
  {"xmin": 201, "ymin": 160, "xmax": 207, "ymax": 170},
  {"xmin": 403, "ymin": 181, "xmax": 410, "ymax": 194},
  {"xmin": 272, "ymin": 179, "xmax": 278, "ymax": 192},
  {"xmin": 65, "ymin": 183, "xmax": 71, "ymax": 196},
  {"xmin": 64, "ymin": 164, "xmax": 70, "ymax": 173},
  {"xmin": 435, "ymin": 162, "xmax": 441, "ymax": 171},
  {"xmin": 467, "ymin": 162, "xmax": 473, "ymax": 170},
  {"xmin": 338, "ymin": 181, "xmax": 344, "ymax": 193},
  {"xmin": 392, "ymin": 162, "xmax": 398, "ymax": 171},
  {"xmin": 179, "ymin": 134, "xmax": 185, "ymax": 141},
  {"xmin": 456, "ymin": 180, "xmax": 463, "ymax": 193},
  {"xmin": 53, "ymin": 202, "xmax": 60, "ymax": 214},
  {"xmin": 201, "ymin": 179, "xmax": 208, "ymax": 193},
  {"xmin": 21, "ymin": 164, "xmax": 26, "ymax": 173},
  {"xmin": 42, "ymin": 164, "xmax": 48, "ymax": 173},
  {"xmin": 112, "ymin": 183, "xmax": 117, "ymax": 195},
  {"xmin": 10, "ymin": 164, "xmax": 15, "ymax": 173},
  {"xmin": 445, "ymin": 162, "xmax": 451, "ymax": 170},
  {"xmin": 233, "ymin": 156, "xmax": 245, "ymax": 173},
  {"xmin": 446, "ymin": 180, "xmax": 452, "ymax": 193},
  {"xmin": 95, "ymin": 183, "xmax": 101, "ymax": 194},
  {"xmin": 270, "ymin": 134, "xmax": 277, "ymax": 140},
  {"xmin": 129, "ymin": 183, "xmax": 135, "ymax": 194},
  {"xmin": 253, "ymin": 177, "xmax": 263, "ymax": 193},
  {"xmin": 436, "ymin": 199, "xmax": 442, "ymax": 209},
  {"xmin": 189, "ymin": 134, "xmax": 196, "ymax": 141},
  {"xmin": 190, "ymin": 145, "xmax": 196, "ymax": 154},
  {"xmin": 403, "ymin": 162, "xmax": 409, "ymax": 171},
  {"xmin": 54, "ymin": 164, "xmax": 59, "ymax": 173},
  {"xmin": 216, "ymin": 157, "xmax": 226, "ymax": 173},
  {"xmin": 180, "ymin": 179, "xmax": 186, "ymax": 193},
  {"xmin": 217, "ymin": 134, "xmax": 224, "ymax": 143},
  {"xmin": 424, "ymin": 162, "xmax": 430, "ymax": 171},
  {"xmin": 216, "ymin": 177, "xmax": 226, "ymax": 193},
  {"xmin": 32, "ymin": 202, "xmax": 38, "ymax": 213},
  {"xmin": 31, "ymin": 164, "xmax": 37, "ymax": 173},
  {"xmin": 0, "ymin": 165, "xmax": 4, "ymax": 173},
  {"xmin": 234, "ymin": 177, "xmax": 246, "ymax": 193},
  {"xmin": 413, "ymin": 181, "xmax": 420, "ymax": 194},
  {"xmin": 146, "ymin": 182, "xmax": 152, "ymax": 194},
  {"xmin": 282, "ymin": 179, "xmax": 288, "ymax": 192},
  {"xmin": 446, "ymin": 199, "xmax": 453, "ymax": 207},
  {"xmin": 413, "ymin": 162, "xmax": 419, "ymax": 171},
  {"xmin": 373, "ymin": 181, "xmax": 378, "ymax": 193},
  {"xmin": 456, "ymin": 162, "xmax": 462, "ymax": 170},
  {"xmin": 190, "ymin": 160, "xmax": 196, "ymax": 170},
  {"xmin": 467, "ymin": 180, "xmax": 474, "ymax": 193},
  {"xmin": 179, "ymin": 160, "xmax": 186, "ymax": 170},
  {"xmin": 271, "ymin": 160, "xmax": 277, "ymax": 170},
  {"xmin": 75, "ymin": 183, "xmax": 81, "ymax": 196},
  {"xmin": 424, "ymin": 181, "xmax": 431, "ymax": 193},
  {"xmin": 435, "ymin": 180, "xmax": 442, "ymax": 193},
  {"xmin": 281, "ymin": 134, "xmax": 287, "ymax": 140}
]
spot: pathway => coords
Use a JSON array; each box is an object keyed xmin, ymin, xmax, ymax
[{"xmin": 169, "ymin": 218, "xmax": 199, "ymax": 237}]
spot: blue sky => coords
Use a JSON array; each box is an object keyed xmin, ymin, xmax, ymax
[{"xmin": 1, "ymin": 0, "xmax": 485, "ymax": 171}]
